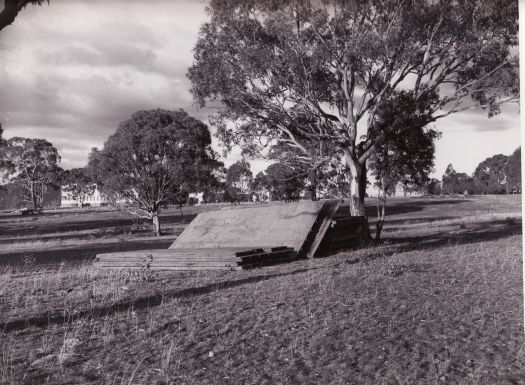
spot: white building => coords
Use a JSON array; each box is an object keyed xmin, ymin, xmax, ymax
[
  {"xmin": 366, "ymin": 182, "xmax": 423, "ymax": 198},
  {"xmin": 60, "ymin": 185, "xmax": 109, "ymax": 208},
  {"xmin": 188, "ymin": 192, "xmax": 204, "ymax": 205}
]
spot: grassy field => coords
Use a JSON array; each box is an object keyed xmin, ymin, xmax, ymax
[{"xmin": 0, "ymin": 195, "xmax": 523, "ymax": 384}]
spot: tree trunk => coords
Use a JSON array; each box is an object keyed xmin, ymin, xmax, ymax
[
  {"xmin": 346, "ymin": 157, "xmax": 366, "ymax": 216},
  {"xmin": 30, "ymin": 181, "xmax": 37, "ymax": 210},
  {"xmin": 151, "ymin": 208, "xmax": 161, "ymax": 237},
  {"xmin": 309, "ymin": 187, "xmax": 317, "ymax": 201},
  {"xmin": 375, "ymin": 182, "xmax": 387, "ymax": 242},
  {"xmin": 38, "ymin": 182, "xmax": 45, "ymax": 209},
  {"xmin": 308, "ymin": 169, "xmax": 318, "ymax": 201},
  {"xmin": 344, "ymin": 151, "xmax": 371, "ymax": 241}
]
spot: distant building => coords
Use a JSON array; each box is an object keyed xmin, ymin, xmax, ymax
[
  {"xmin": 394, "ymin": 183, "xmax": 423, "ymax": 197},
  {"xmin": 60, "ymin": 185, "xmax": 109, "ymax": 208},
  {"xmin": 366, "ymin": 182, "xmax": 423, "ymax": 198},
  {"xmin": 188, "ymin": 192, "xmax": 204, "ymax": 205}
]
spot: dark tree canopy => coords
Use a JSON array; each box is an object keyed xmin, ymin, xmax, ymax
[
  {"xmin": 504, "ymin": 147, "xmax": 521, "ymax": 193},
  {"xmin": 473, "ymin": 154, "xmax": 509, "ymax": 194},
  {"xmin": 225, "ymin": 159, "xmax": 253, "ymax": 194},
  {"xmin": 369, "ymin": 93, "xmax": 440, "ymax": 192},
  {"xmin": 61, "ymin": 167, "xmax": 96, "ymax": 207},
  {"xmin": 442, "ymin": 164, "xmax": 474, "ymax": 195},
  {"xmin": 424, "ymin": 178, "xmax": 442, "ymax": 196},
  {"xmin": 0, "ymin": 0, "xmax": 48, "ymax": 31},
  {"xmin": 264, "ymin": 162, "xmax": 305, "ymax": 201},
  {"xmin": 189, "ymin": 0, "xmax": 518, "ymax": 218},
  {"xmin": 1, "ymin": 137, "xmax": 61, "ymax": 209},
  {"xmin": 89, "ymin": 109, "xmax": 220, "ymax": 236},
  {"xmin": 368, "ymin": 94, "xmax": 439, "ymax": 240}
]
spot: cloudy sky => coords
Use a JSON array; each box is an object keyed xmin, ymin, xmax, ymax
[{"xmin": 0, "ymin": 0, "xmax": 521, "ymax": 178}]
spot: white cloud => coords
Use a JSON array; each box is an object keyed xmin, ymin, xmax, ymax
[
  {"xmin": 0, "ymin": 0, "xmax": 212, "ymax": 169},
  {"xmin": 0, "ymin": 0, "xmax": 520, "ymax": 181}
]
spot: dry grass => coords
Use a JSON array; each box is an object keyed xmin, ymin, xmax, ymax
[{"xmin": 0, "ymin": 196, "xmax": 523, "ymax": 384}]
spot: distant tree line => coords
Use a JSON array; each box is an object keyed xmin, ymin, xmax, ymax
[{"xmin": 440, "ymin": 147, "xmax": 521, "ymax": 196}]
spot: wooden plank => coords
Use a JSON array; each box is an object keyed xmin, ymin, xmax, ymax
[
  {"xmin": 306, "ymin": 200, "xmax": 341, "ymax": 259},
  {"xmin": 235, "ymin": 248, "xmax": 267, "ymax": 257},
  {"xmin": 270, "ymin": 246, "xmax": 293, "ymax": 252},
  {"xmin": 95, "ymin": 261, "xmax": 240, "ymax": 268},
  {"xmin": 240, "ymin": 257, "xmax": 297, "ymax": 269},
  {"xmin": 96, "ymin": 256, "xmax": 242, "ymax": 263},
  {"xmin": 238, "ymin": 251, "xmax": 295, "ymax": 265},
  {"xmin": 96, "ymin": 248, "xmax": 250, "ymax": 259},
  {"xmin": 331, "ymin": 216, "xmax": 366, "ymax": 227},
  {"xmin": 95, "ymin": 265, "xmax": 242, "ymax": 271}
]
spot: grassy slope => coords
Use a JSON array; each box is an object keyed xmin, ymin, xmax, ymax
[{"xmin": 0, "ymin": 196, "xmax": 523, "ymax": 384}]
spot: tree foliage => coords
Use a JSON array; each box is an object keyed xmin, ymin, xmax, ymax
[
  {"xmin": 504, "ymin": 147, "xmax": 521, "ymax": 193},
  {"xmin": 189, "ymin": 0, "xmax": 518, "ymax": 219},
  {"xmin": 264, "ymin": 162, "xmax": 305, "ymax": 201},
  {"xmin": 61, "ymin": 167, "xmax": 96, "ymax": 207},
  {"xmin": 225, "ymin": 159, "xmax": 253, "ymax": 194},
  {"xmin": 442, "ymin": 164, "xmax": 474, "ymax": 195},
  {"xmin": 472, "ymin": 154, "xmax": 509, "ymax": 194},
  {"xmin": 0, "ymin": 123, "xmax": 6, "ymax": 185},
  {"xmin": 88, "ymin": 109, "xmax": 220, "ymax": 236},
  {"xmin": 1, "ymin": 137, "xmax": 61, "ymax": 209},
  {"xmin": 423, "ymin": 178, "xmax": 442, "ymax": 196},
  {"xmin": 0, "ymin": 0, "xmax": 49, "ymax": 31},
  {"xmin": 369, "ymin": 95, "xmax": 439, "ymax": 240}
]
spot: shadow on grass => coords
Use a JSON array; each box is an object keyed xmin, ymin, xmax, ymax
[
  {"xmin": 322, "ymin": 218, "xmax": 522, "ymax": 263},
  {"xmin": 0, "ymin": 225, "xmax": 184, "ymax": 246},
  {"xmin": 3, "ymin": 218, "xmax": 520, "ymax": 333},
  {"xmin": 335, "ymin": 198, "xmax": 471, "ymax": 218},
  {"xmin": 0, "ymin": 266, "xmax": 313, "ymax": 332},
  {"xmin": 386, "ymin": 218, "xmax": 522, "ymax": 253},
  {"xmin": 378, "ymin": 215, "xmax": 458, "ymax": 227},
  {"xmin": 0, "ymin": 238, "xmax": 175, "ymax": 266},
  {"xmin": 0, "ymin": 208, "xmax": 117, "ymax": 220},
  {"xmin": 0, "ymin": 213, "xmax": 197, "ymax": 237}
]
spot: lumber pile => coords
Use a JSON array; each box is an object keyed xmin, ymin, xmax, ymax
[
  {"xmin": 94, "ymin": 246, "xmax": 296, "ymax": 271},
  {"xmin": 94, "ymin": 201, "xmax": 368, "ymax": 271},
  {"xmin": 324, "ymin": 216, "xmax": 366, "ymax": 252}
]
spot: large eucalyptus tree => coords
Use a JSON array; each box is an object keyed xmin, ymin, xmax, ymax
[{"xmin": 188, "ymin": 0, "xmax": 518, "ymax": 218}]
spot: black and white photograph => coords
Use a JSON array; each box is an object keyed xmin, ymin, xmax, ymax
[{"xmin": 0, "ymin": 0, "xmax": 522, "ymax": 384}]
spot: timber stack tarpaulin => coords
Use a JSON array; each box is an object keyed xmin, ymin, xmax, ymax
[{"xmin": 94, "ymin": 200, "xmax": 366, "ymax": 271}]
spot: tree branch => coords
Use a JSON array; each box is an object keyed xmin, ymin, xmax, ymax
[{"xmin": 0, "ymin": 0, "xmax": 47, "ymax": 31}]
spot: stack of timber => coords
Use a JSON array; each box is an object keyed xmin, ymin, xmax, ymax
[
  {"xmin": 94, "ymin": 246, "xmax": 296, "ymax": 271},
  {"xmin": 94, "ymin": 200, "xmax": 368, "ymax": 271},
  {"xmin": 324, "ymin": 215, "xmax": 366, "ymax": 252}
]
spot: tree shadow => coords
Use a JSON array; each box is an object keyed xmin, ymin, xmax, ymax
[
  {"xmin": 0, "ymin": 265, "xmax": 315, "ymax": 332},
  {"xmin": 378, "ymin": 216, "xmax": 458, "ymax": 227},
  {"xmin": 2, "ymin": 217, "xmax": 521, "ymax": 333},
  {"xmin": 0, "ymin": 239, "xmax": 175, "ymax": 266},
  {"xmin": 382, "ymin": 218, "xmax": 522, "ymax": 253},
  {"xmin": 0, "ymin": 212, "xmax": 197, "ymax": 237},
  {"xmin": 335, "ymin": 198, "xmax": 472, "ymax": 218}
]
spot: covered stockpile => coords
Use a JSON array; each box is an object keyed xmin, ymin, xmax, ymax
[{"xmin": 94, "ymin": 200, "xmax": 366, "ymax": 270}]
